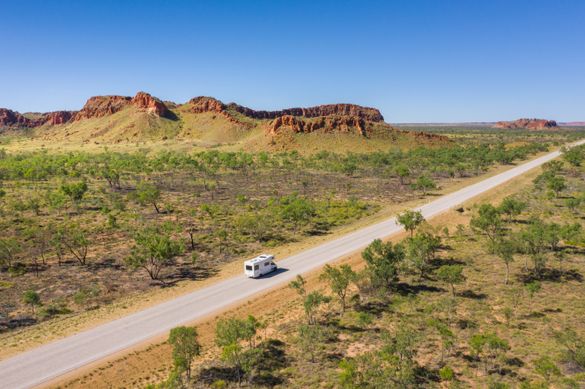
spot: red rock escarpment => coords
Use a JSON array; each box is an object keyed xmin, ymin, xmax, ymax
[
  {"xmin": 73, "ymin": 95, "xmax": 132, "ymax": 121},
  {"xmin": 0, "ymin": 108, "xmax": 33, "ymax": 127},
  {"xmin": 42, "ymin": 111, "xmax": 77, "ymax": 125},
  {"xmin": 494, "ymin": 118, "xmax": 557, "ymax": 130},
  {"xmin": 73, "ymin": 92, "xmax": 170, "ymax": 121},
  {"xmin": 269, "ymin": 115, "xmax": 367, "ymax": 136},
  {"xmin": 184, "ymin": 97, "xmax": 383, "ymax": 135},
  {"xmin": 187, "ymin": 96, "xmax": 226, "ymax": 114},
  {"xmin": 229, "ymin": 103, "xmax": 384, "ymax": 122},
  {"xmin": 185, "ymin": 97, "xmax": 383, "ymax": 121}
]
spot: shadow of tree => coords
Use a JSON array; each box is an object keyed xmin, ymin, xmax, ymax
[
  {"xmin": 396, "ymin": 282, "xmax": 445, "ymax": 296},
  {"xmin": 196, "ymin": 339, "xmax": 289, "ymax": 387},
  {"xmin": 517, "ymin": 268, "xmax": 583, "ymax": 283},
  {"xmin": 458, "ymin": 289, "xmax": 487, "ymax": 300}
]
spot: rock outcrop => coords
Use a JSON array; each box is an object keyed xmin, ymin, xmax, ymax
[
  {"xmin": 72, "ymin": 92, "xmax": 171, "ymax": 121},
  {"xmin": 187, "ymin": 96, "xmax": 226, "ymax": 114},
  {"xmin": 269, "ymin": 115, "xmax": 367, "ymax": 136},
  {"xmin": 73, "ymin": 95, "xmax": 132, "ymax": 121},
  {"xmin": 0, "ymin": 109, "xmax": 33, "ymax": 128},
  {"xmin": 42, "ymin": 111, "xmax": 76, "ymax": 125},
  {"xmin": 131, "ymin": 92, "xmax": 169, "ymax": 117},
  {"xmin": 494, "ymin": 118, "xmax": 557, "ymax": 130},
  {"xmin": 184, "ymin": 97, "xmax": 383, "ymax": 136}
]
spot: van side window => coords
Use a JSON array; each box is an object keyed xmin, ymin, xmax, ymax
[{"xmin": 254, "ymin": 265, "xmax": 259, "ymax": 270}]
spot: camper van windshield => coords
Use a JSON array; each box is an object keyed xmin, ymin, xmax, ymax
[{"xmin": 245, "ymin": 265, "xmax": 253, "ymax": 271}]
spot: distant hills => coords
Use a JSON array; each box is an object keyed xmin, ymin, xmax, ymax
[
  {"xmin": 397, "ymin": 119, "xmax": 582, "ymax": 129},
  {"xmin": 0, "ymin": 92, "xmax": 448, "ymax": 153}
]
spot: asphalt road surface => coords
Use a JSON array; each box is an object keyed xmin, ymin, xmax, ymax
[{"xmin": 1, "ymin": 139, "xmax": 584, "ymax": 388}]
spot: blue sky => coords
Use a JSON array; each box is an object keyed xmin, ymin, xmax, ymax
[{"xmin": 1, "ymin": 0, "xmax": 584, "ymax": 122}]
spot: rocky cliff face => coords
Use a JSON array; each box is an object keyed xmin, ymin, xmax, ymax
[
  {"xmin": 184, "ymin": 97, "xmax": 382, "ymax": 136},
  {"xmin": 42, "ymin": 111, "xmax": 77, "ymax": 125},
  {"xmin": 73, "ymin": 92, "xmax": 171, "ymax": 121},
  {"xmin": 0, "ymin": 109, "xmax": 33, "ymax": 128},
  {"xmin": 131, "ymin": 92, "xmax": 169, "ymax": 117},
  {"xmin": 72, "ymin": 95, "xmax": 132, "ymax": 121},
  {"xmin": 187, "ymin": 96, "xmax": 226, "ymax": 113},
  {"xmin": 228, "ymin": 103, "xmax": 384, "ymax": 122},
  {"xmin": 269, "ymin": 115, "xmax": 367, "ymax": 136},
  {"xmin": 494, "ymin": 118, "xmax": 557, "ymax": 130},
  {"xmin": 2, "ymin": 93, "xmax": 387, "ymax": 138}
]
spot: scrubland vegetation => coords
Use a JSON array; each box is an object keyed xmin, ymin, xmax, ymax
[
  {"xmin": 152, "ymin": 144, "xmax": 585, "ymax": 388},
  {"xmin": 0, "ymin": 138, "xmax": 555, "ymax": 334}
]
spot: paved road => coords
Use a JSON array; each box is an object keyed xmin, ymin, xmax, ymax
[{"xmin": 1, "ymin": 140, "xmax": 584, "ymax": 389}]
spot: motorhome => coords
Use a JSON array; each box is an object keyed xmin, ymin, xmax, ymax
[{"xmin": 244, "ymin": 254, "xmax": 277, "ymax": 278}]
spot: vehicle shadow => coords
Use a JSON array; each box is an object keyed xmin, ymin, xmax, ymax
[{"xmin": 258, "ymin": 268, "xmax": 289, "ymax": 279}]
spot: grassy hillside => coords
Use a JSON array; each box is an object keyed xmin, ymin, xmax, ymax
[
  {"xmin": 4, "ymin": 103, "xmax": 447, "ymax": 154},
  {"xmin": 34, "ymin": 106, "xmax": 180, "ymax": 143}
]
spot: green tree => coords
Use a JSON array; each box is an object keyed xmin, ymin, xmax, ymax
[
  {"xmin": 396, "ymin": 210, "xmax": 425, "ymax": 238},
  {"xmin": 361, "ymin": 239, "xmax": 404, "ymax": 292},
  {"xmin": 394, "ymin": 164, "xmax": 410, "ymax": 185},
  {"xmin": 303, "ymin": 291, "xmax": 331, "ymax": 325},
  {"xmin": 470, "ymin": 333, "xmax": 510, "ymax": 373},
  {"xmin": 546, "ymin": 176, "xmax": 566, "ymax": 197},
  {"xmin": 562, "ymin": 146, "xmax": 584, "ymax": 167},
  {"xmin": 168, "ymin": 326, "xmax": 201, "ymax": 381},
  {"xmin": 320, "ymin": 264, "xmax": 356, "ymax": 314},
  {"xmin": 62, "ymin": 227, "xmax": 90, "ymax": 266},
  {"xmin": 60, "ymin": 180, "xmax": 88, "ymax": 209},
  {"xmin": 404, "ymin": 232, "xmax": 441, "ymax": 279},
  {"xmin": 492, "ymin": 238, "xmax": 515, "ymax": 284},
  {"xmin": 525, "ymin": 281, "xmax": 541, "ymax": 299},
  {"xmin": 125, "ymin": 226, "xmax": 184, "ymax": 284},
  {"xmin": 436, "ymin": 265, "xmax": 465, "ymax": 295},
  {"xmin": 470, "ymin": 204, "xmax": 503, "ymax": 244},
  {"xmin": 289, "ymin": 274, "xmax": 307, "ymax": 297},
  {"xmin": 297, "ymin": 324, "xmax": 327, "ymax": 363},
  {"xmin": 498, "ymin": 197, "xmax": 527, "ymax": 222},
  {"xmin": 338, "ymin": 325, "xmax": 420, "ymax": 388},
  {"xmin": 519, "ymin": 219, "xmax": 548, "ymax": 275},
  {"xmin": 289, "ymin": 275, "xmax": 330, "ymax": 324},
  {"xmin": 0, "ymin": 238, "xmax": 21, "ymax": 271},
  {"xmin": 412, "ymin": 175, "xmax": 436, "ymax": 196},
  {"xmin": 133, "ymin": 181, "xmax": 162, "ymax": 213},
  {"xmin": 215, "ymin": 317, "xmax": 258, "ymax": 383},
  {"xmin": 278, "ymin": 194, "xmax": 316, "ymax": 231},
  {"xmin": 22, "ymin": 290, "xmax": 41, "ymax": 314}
]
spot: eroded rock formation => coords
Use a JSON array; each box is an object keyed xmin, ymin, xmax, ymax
[
  {"xmin": 494, "ymin": 118, "xmax": 557, "ymax": 130},
  {"xmin": 131, "ymin": 92, "xmax": 169, "ymax": 117},
  {"xmin": 73, "ymin": 95, "xmax": 132, "ymax": 121},
  {"xmin": 0, "ymin": 109, "xmax": 32, "ymax": 127},
  {"xmin": 269, "ymin": 115, "xmax": 367, "ymax": 136},
  {"xmin": 228, "ymin": 103, "xmax": 383, "ymax": 122},
  {"xmin": 42, "ymin": 111, "xmax": 76, "ymax": 125}
]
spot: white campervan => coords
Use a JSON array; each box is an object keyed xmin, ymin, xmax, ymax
[{"xmin": 244, "ymin": 254, "xmax": 277, "ymax": 278}]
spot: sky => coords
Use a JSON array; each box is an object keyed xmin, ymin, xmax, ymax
[{"xmin": 1, "ymin": 0, "xmax": 584, "ymax": 122}]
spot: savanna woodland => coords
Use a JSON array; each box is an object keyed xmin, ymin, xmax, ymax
[{"xmin": 1, "ymin": 126, "xmax": 585, "ymax": 389}]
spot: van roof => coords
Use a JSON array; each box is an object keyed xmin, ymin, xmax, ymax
[{"xmin": 245, "ymin": 254, "xmax": 274, "ymax": 264}]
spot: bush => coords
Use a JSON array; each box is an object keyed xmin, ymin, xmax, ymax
[{"xmin": 439, "ymin": 365, "xmax": 455, "ymax": 381}]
